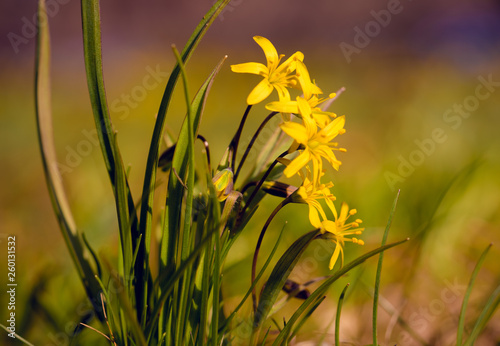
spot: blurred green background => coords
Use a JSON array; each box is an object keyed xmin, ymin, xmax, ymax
[{"xmin": 1, "ymin": 0, "xmax": 500, "ymax": 344}]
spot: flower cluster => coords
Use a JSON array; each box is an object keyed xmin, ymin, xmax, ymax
[{"xmin": 231, "ymin": 36, "xmax": 364, "ymax": 269}]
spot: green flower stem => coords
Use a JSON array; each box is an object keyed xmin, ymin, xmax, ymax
[
  {"xmin": 234, "ymin": 111, "xmax": 278, "ymax": 182},
  {"xmin": 251, "ymin": 196, "xmax": 292, "ymax": 313},
  {"xmin": 229, "ymin": 105, "xmax": 253, "ymax": 170}
]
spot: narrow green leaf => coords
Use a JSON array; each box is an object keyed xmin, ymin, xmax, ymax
[
  {"xmin": 288, "ymin": 295, "xmax": 326, "ymax": 342},
  {"xmin": 138, "ymin": 5, "xmax": 232, "ymax": 319},
  {"xmin": 145, "ymin": 225, "xmax": 220, "ymax": 341},
  {"xmin": 162, "ymin": 55, "xmax": 227, "ymax": 268},
  {"xmin": 35, "ymin": 0, "xmax": 103, "ymax": 321},
  {"xmin": 272, "ymin": 238, "xmax": 409, "ymax": 345},
  {"xmin": 105, "ymin": 269, "xmax": 147, "ymax": 346},
  {"xmin": 335, "ymin": 284, "xmax": 349, "ymax": 346},
  {"xmin": 80, "ymin": 0, "xmax": 140, "ymax": 319},
  {"xmin": 253, "ymin": 229, "xmax": 321, "ymax": 334},
  {"xmin": 464, "ymin": 284, "xmax": 500, "ymax": 345},
  {"xmin": 220, "ymin": 223, "xmax": 287, "ymax": 338},
  {"xmin": 457, "ymin": 243, "xmax": 493, "ymax": 345},
  {"xmin": 373, "ymin": 190, "xmax": 400, "ymax": 345}
]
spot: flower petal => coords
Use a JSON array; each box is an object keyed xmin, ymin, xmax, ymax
[
  {"xmin": 280, "ymin": 121, "xmax": 309, "ymax": 144},
  {"xmin": 308, "ymin": 204, "xmax": 323, "ymax": 228},
  {"xmin": 247, "ymin": 79, "xmax": 273, "ymax": 105},
  {"xmin": 296, "ymin": 61, "xmax": 323, "ymax": 99},
  {"xmin": 230, "ymin": 62, "xmax": 268, "ymax": 76},
  {"xmin": 321, "ymin": 115, "xmax": 345, "ymax": 139},
  {"xmin": 283, "ymin": 150, "xmax": 310, "ymax": 178},
  {"xmin": 265, "ymin": 100, "xmax": 299, "ymax": 113},
  {"xmin": 275, "ymin": 51, "xmax": 304, "ymax": 75},
  {"xmin": 274, "ymin": 83, "xmax": 291, "ymax": 102},
  {"xmin": 329, "ymin": 242, "xmax": 341, "ymax": 270},
  {"xmin": 253, "ymin": 36, "xmax": 279, "ymax": 71}
]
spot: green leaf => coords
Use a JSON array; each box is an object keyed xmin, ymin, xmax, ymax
[
  {"xmin": 80, "ymin": 0, "xmax": 139, "ymax": 319},
  {"xmin": 335, "ymin": 284, "xmax": 349, "ymax": 346},
  {"xmin": 35, "ymin": 0, "xmax": 103, "ymax": 321},
  {"xmin": 464, "ymin": 283, "xmax": 500, "ymax": 345},
  {"xmin": 457, "ymin": 243, "xmax": 492, "ymax": 345},
  {"xmin": 272, "ymin": 238, "xmax": 409, "ymax": 345},
  {"xmin": 288, "ymin": 295, "xmax": 326, "ymax": 342},
  {"xmin": 138, "ymin": 2, "xmax": 231, "ymax": 313},
  {"xmin": 219, "ymin": 223, "xmax": 287, "ymax": 343},
  {"xmin": 373, "ymin": 190, "xmax": 400, "ymax": 345},
  {"xmin": 162, "ymin": 55, "xmax": 227, "ymax": 267},
  {"xmin": 253, "ymin": 229, "xmax": 321, "ymax": 335}
]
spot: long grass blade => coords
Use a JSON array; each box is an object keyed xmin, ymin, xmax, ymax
[
  {"xmin": 272, "ymin": 238, "xmax": 409, "ymax": 345},
  {"xmin": 457, "ymin": 243, "xmax": 492, "ymax": 345},
  {"xmin": 373, "ymin": 190, "xmax": 400, "ymax": 345},
  {"xmin": 219, "ymin": 223, "xmax": 287, "ymax": 338},
  {"xmin": 288, "ymin": 295, "xmax": 326, "ymax": 342},
  {"xmin": 138, "ymin": 4, "xmax": 231, "ymax": 321},
  {"xmin": 80, "ymin": 0, "xmax": 139, "ymax": 317},
  {"xmin": 464, "ymin": 283, "xmax": 500, "ymax": 345},
  {"xmin": 253, "ymin": 229, "xmax": 321, "ymax": 338},
  {"xmin": 35, "ymin": 0, "xmax": 103, "ymax": 321},
  {"xmin": 335, "ymin": 283, "xmax": 349, "ymax": 346}
]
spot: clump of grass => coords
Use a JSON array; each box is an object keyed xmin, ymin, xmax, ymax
[{"xmin": 25, "ymin": 0, "xmax": 499, "ymax": 345}]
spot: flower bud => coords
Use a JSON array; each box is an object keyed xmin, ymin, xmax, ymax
[
  {"xmin": 212, "ymin": 168, "xmax": 234, "ymax": 201},
  {"xmin": 261, "ymin": 181, "xmax": 298, "ymax": 198}
]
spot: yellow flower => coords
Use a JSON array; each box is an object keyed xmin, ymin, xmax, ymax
[
  {"xmin": 212, "ymin": 168, "xmax": 234, "ymax": 201},
  {"xmin": 321, "ymin": 202, "xmax": 364, "ymax": 270},
  {"xmin": 280, "ymin": 96, "xmax": 346, "ymax": 184},
  {"xmin": 266, "ymin": 93, "xmax": 338, "ymax": 128},
  {"xmin": 231, "ymin": 36, "xmax": 304, "ymax": 105},
  {"xmin": 290, "ymin": 165, "xmax": 336, "ymax": 228},
  {"xmin": 294, "ymin": 60, "xmax": 323, "ymax": 100}
]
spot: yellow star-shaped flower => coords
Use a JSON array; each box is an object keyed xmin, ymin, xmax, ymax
[
  {"xmin": 289, "ymin": 164, "xmax": 336, "ymax": 228},
  {"xmin": 231, "ymin": 36, "xmax": 304, "ymax": 105},
  {"xmin": 266, "ymin": 93, "xmax": 338, "ymax": 128},
  {"xmin": 321, "ymin": 202, "xmax": 364, "ymax": 270},
  {"xmin": 280, "ymin": 97, "xmax": 346, "ymax": 184}
]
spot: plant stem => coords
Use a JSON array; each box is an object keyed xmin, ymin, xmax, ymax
[
  {"xmin": 229, "ymin": 105, "xmax": 252, "ymax": 170},
  {"xmin": 234, "ymin": 111, "xmax": 278, "ymax": 182},
  {"xmin": 251, "ymin": 197, "xmax": 291, "ymax": 313},
  {"xmin": 238, "ymin": 150, "xmax": 289, "ymax": 228}
]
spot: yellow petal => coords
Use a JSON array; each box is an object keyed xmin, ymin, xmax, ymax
[
  {"xmin": 253, "ymin": 36, "xmax": 279, "ymax": 71},
  {"xmin": 296, "ymin": 61, "xmax": 323, "ymax": 99},
  {"xmin": 321, "ymin": 115, "xmax": 345, "ymax": 139},
  {"xmin": 308, "ymin": 204, "xmax": 323, "ymax": 228},
  {"xmin": 231, "ymin": 62, "xmax": 268, "ymax": 76},
  {"xmin": 265, "ymin": 100, "xmax": 299, "ymax": 113},
  {"xmin": 275, "ymin": 51, "xmax": 304, "ymax": 75},
  {"xmin": 274, "ymin": 83, "xmax": 291, "ymax": 102},
  {"xmin": 247, "ymin": 79, "xmax": 273, "ymax": 105},
  {"xmin": 329, "ymin": 242, "xmax": 341, "ymax": 270},
  {"xmin": 280, "ymin": 121, "xmax": 309, "ymax": 144},
  {"xmin": 283, "ymin": 150, "xmax": 310, "ymax": 178}
]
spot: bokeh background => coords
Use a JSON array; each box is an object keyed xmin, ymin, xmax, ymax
[{"xmin": 1, "ymin": 0, "xmax": 500, "ymax": 344}]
